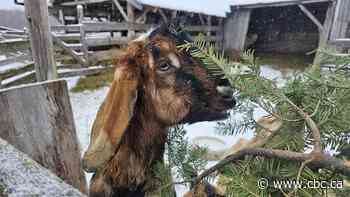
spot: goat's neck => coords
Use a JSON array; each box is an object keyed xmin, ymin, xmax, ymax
[{"xmin": 123, "ymin": 108, "xmax": 168, "ymax": 154}]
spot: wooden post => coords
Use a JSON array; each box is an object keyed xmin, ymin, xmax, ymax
[
  {"xmin": 330, "ymin": 0, "xmax": 350, "ymax": 48},
  {"xmin": 223, "ymin": 8, "xmax": 252, "ymax": 52},
  {"xmin": 0, "ymin": 80, "xmax": 87, "ymax": 194},
  {"xmin": 171, "ymin": 10, "xmax": 177, "ymax": 20},
  {"xmin": 313, "ymin": 0, "xmax": 337, "ymax": 66},
  {"xmin": 113, "ymin": 0, "xmax": 129, "ymax": 22},
  {"xmin": 207, "ymin": 15, "xmax": 212, "ymax": 36},
  {"xmin": 59, "ymin": 9, "xmax": 65, "ymax": 25},
  {"xmin": 127, "ymin": 2, "xmax": 135, "ymax": 38},
  {"xmin": 24, "ymin": 0, "xmax": 57, "ymax": 81},
  {"xmin": 158, "ymin": 8, "xmax": 168, "ymax": 23},
  {"xmin": 77, "ymin": 5, "xmax": 89, "ymax": 65}
]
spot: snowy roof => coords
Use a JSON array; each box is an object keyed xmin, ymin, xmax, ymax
[
  {"xmin": 137, "ymin": 0, "xmax": 232, "ymax": 17},
  {"xmin": 137, "ymin": 0, "xmax": 330, "ymax": 17}
]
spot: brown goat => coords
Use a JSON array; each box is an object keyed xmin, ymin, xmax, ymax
[{"xmin": 82, "ymin": 24, "xmax": 235, "ymax": 197}]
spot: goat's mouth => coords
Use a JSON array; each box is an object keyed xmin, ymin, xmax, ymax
[{"xmin": 181, "ymin": 85, "xmax": 236, "ymax": 124}]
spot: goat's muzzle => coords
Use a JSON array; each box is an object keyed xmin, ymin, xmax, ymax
[{"xmin": 216, "ymin": 85, "xmax": 236, "ymax": 108}]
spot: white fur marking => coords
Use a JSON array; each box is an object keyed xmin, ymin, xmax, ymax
[
  {"xmin": 168, "ymin": 53, "xmax": 180, "ymax": 68},
  {"xmin": 132, "ymin": 28, "xmax": 154, "ymax": 42}
]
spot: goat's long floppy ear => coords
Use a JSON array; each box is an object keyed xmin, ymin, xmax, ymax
[{"xmin": 82, "ymin": 62, "xmax": 139, "ymax": 172}]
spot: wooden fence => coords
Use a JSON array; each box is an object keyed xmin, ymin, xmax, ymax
[
  {"xmin": 0, "ymin": 21, "xmax": 222, "ymax": 89},
  {"xmin": 51, "ymin": 22, "xmax": 223, "ymax": 65}
]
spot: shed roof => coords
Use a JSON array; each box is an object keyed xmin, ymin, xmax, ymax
[
  {"xmin": 137, "ymin": 0, "xmax": 330, "ymax": 17},
  {"xmin": 51, "ymin": 0, "xmax": 331, "ymax": 17}
]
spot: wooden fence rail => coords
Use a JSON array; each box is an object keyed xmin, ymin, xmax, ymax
[{"xmin": 51, "ymin": 22, "xmax": 223, "ymax": 64}]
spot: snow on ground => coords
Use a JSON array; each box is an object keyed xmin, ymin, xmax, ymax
[{"xmin": 0, "ymin": 55, "xmax": 6, "ymax": 61}]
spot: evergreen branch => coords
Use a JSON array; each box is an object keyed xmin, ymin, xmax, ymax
[
  {"xmin": 287, "ymin": 158, "xmax": 314, "ymax": 197},
  {"xmin": 203, "ymin": 116, "xmax": 282, "ymax": 161},
  {"xmin": 193, "ymin": 148, "xmax": 350, "ymax": 186}
]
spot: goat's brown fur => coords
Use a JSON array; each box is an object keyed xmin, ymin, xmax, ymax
[{"xmin": 83, "ymin": 26, "xmax": 235, "ymax": 197}]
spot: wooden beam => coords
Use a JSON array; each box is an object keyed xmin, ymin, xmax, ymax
[
  {"xmin": 223, "ymin": 8, "xmax": 252, "ymax": 51},
  {"xmin": 52, "ymin": 32, "xmax": 87, "ymax": 65},
  {"xmin": 330, "ymin": 0, "xmax": 350, "ymax": 41},
  {"xmin": 0, "ymin": 80, "xmax": 87, "ymax": 193},
  {"xmin": 58, "ymin": 66, "xmax": 112, "ymax": 78},
  {"xmin": 199, "ymin": 14, "xmax": 205, "ymax": 25},
  {"xmin": 158, "ymin": 8, "xmax": 168, "ymax": 23},
  {"xmin": 313, "ymin": 0, "xmax": 337, "ymax": 66},
  {"xmin": 112, "ymin": 0, "xmax": 129, "ymax": 22},
  {"xmin": 59, "ymin": 9, "xmax": 65, "ymax": 25},
  {"xmin": 24, "ymin": 0, "xmax": 57, "ymax": 81},
  {"xmin": 77, "ymin": 5, "xmax": 89, "ymax": 65},
  {"xmin": 329, "ymin": 38, "xmax": 350, "ymax": 47},
  {"xmin": 298, "ymin": 4, "xmax": 324, "ymax": 32},
  {"xmin": 127, "ymin": 1, "xmax": 135, "ymax": 37},
  {"xmin": 0, "ymin": 54, "xmax": 31, "ymax": 66},
  {"xmin": 207, "ymin": 15, "xmax": 212, "ymax": 36},
  {"xmin": 136, "ymin": 7, "xmax": 151, "ymax": 23},
  {"xmin": 60, "ymin": 0, "xmax": 109, "ymax": 6},
  {"xmin": 231, "ymin": 0, "xmax": 331, "ymax": 9},
  {"xmin": 171, "ymin": 10, "xmax": 177, "ymax": 20}
]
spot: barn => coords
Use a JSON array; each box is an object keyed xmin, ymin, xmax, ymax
[{"xmin": 47, "ymin": 0, "xmax": 350, "ymax": 65}]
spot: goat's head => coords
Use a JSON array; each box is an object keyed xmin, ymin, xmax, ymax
[{"xmin": 82, "ymin": 24, "xmax": 236, "ymax": 172}]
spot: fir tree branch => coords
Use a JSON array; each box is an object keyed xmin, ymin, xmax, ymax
[{"xmin": 193, "ymin": 148, "xmax": 350, "ymax": 186}]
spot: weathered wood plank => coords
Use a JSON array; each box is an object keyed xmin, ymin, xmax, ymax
[
  {"xmin": 52, "ymin": 25, "xmax": 81, "ymax": 32},
  {"xmin": 314, "ymin": 0, "xmax": 337, "ymax": 65},
  {"xmin": 0, "ymin": 80, "xmax": 87, "ymax": 193},
  {"xmin": 52, "ymin": 32, "xmax": 87, "ymax": 65},
  {"xmin": 329, "ymin": 38, "xmax": 350, "ymax": 47},
  {"xmin": 330, "ymin": 0, "xmax": 350, "ymax": 40},
  {"xmin": 231, "ymin": 0, "xmax": 331, "ymax": 9},
  {"xmin": 112, "ymin": 0, "xmax": 129, "ymax": 22},
  {"xmin": 0, "ymin": 137, "xmax": 86, "ymax": 197},
  {"xmin": 223, "ymin": 8, "xmax": 252, "ymax": 51},
  {"xmin": 60, "ymin": 0, "xmax": 109, "ymax": 6},
  {"xmin": 58, "ymin": 66, "xmax": 112, "ymax": 78},
  {"xmin": 127, "ymin": 1, "xmax": 136, "ymax": 37},
  {"xmin": 298, "ymin": 4, "xmax": 324, "ymax": 32},
  {"xmin": 82, "ymin": 22, "xmax": 153, "ymax": 32},
  {"xmin": 52, "ymin": 23, "xmax": 221, "ymax": 33},
  {"xmin": 77, "ymin": 5, "xmax": 90, "ymax": 65},
  {"xmin": 86, "ymin": 36, "xmax": 129, "ymax": 46},
  {"xmin": 24, "ymin": 0, "xmax": 57, "ymax": 81},
  {"xmin": 0, "ymin": 54, "xmax": 31, "ymax": 66}
]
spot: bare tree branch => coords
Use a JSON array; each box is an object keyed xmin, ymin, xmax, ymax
[
  {"xmin": 284, "ymin": 97, "xmax": 322, "ymax": 153},
  {"xmin": 193, "ymin": 148, "xmax": 350, "ymax": 186}
]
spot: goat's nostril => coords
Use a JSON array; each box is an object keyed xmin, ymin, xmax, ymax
[{"xmin": 216, "ymin": 86, "xmax": 233, "ymax": 98}]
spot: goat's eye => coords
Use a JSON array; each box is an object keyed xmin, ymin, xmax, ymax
[{"xmin": 157, "ymin": 62, "xmax": 172, "ymax": 72}]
